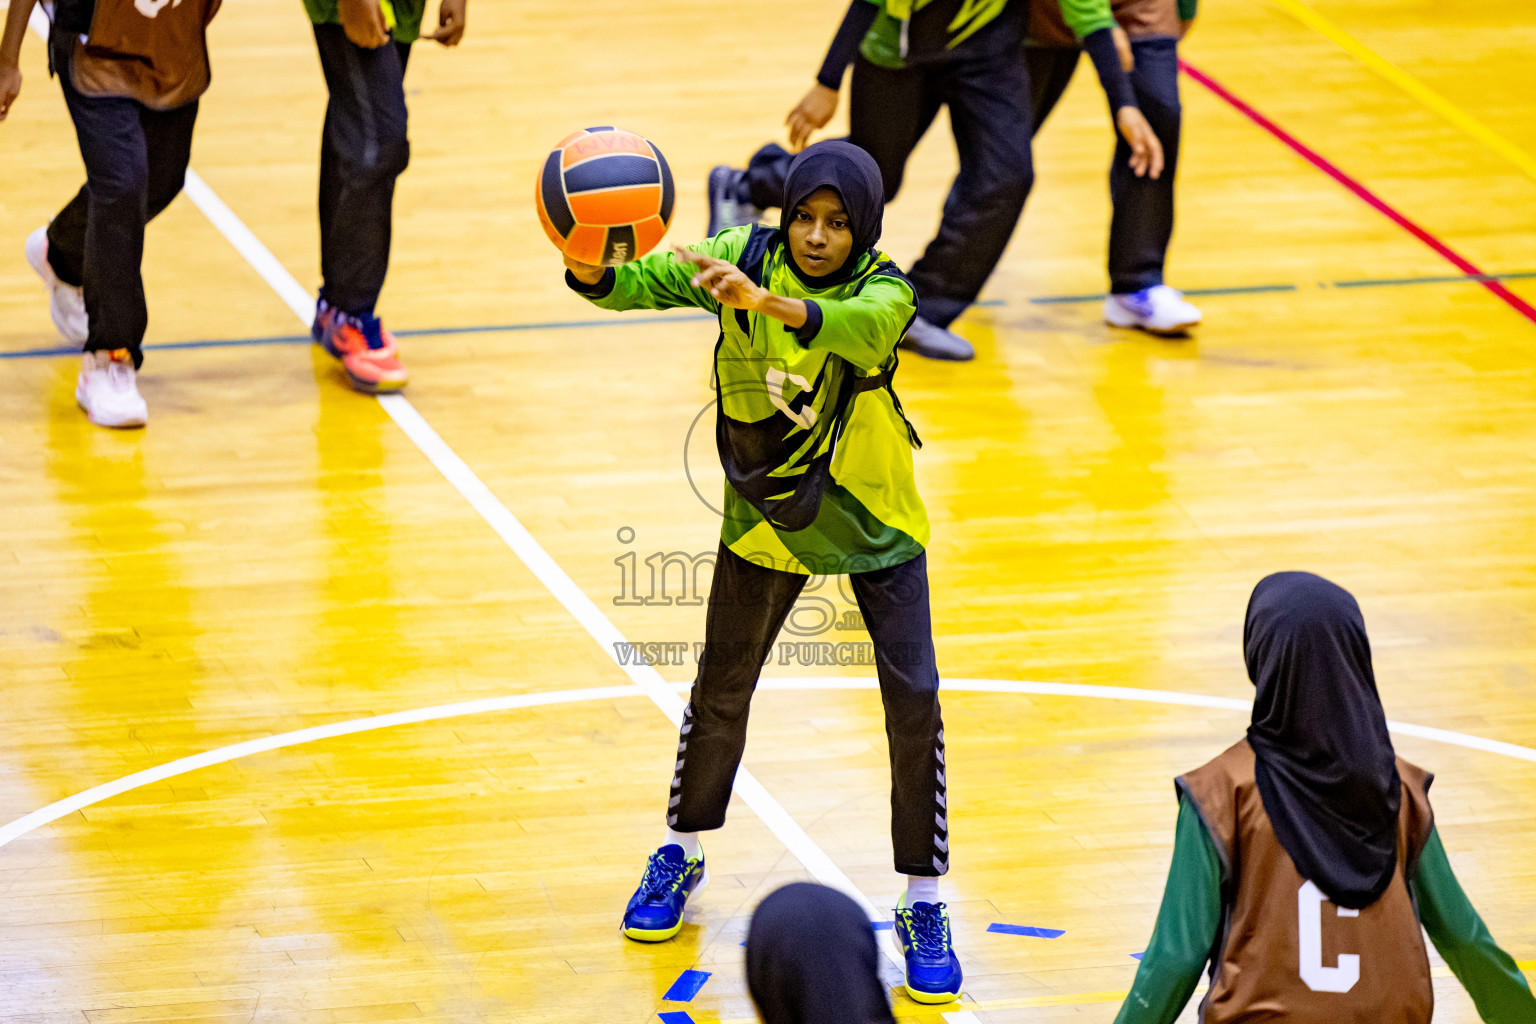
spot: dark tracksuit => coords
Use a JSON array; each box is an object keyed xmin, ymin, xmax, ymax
[
  {"xmin": 1027, "ymin": 0, "xmax": 1188, "ymax": 294},
  {"xmin": 671, "ymin": 547, "xmax": 948, "ymax": 877},
  {"xmin": 740, "ymin": 0, "xmax": 1034, "ymax": 330},
  {"xmin": 309, "ymin": 25, "xmax": 412, "ymax": 318},
  {"xmin": 43, "ymin": 1, "xmax": 200, "ymax": 369}
]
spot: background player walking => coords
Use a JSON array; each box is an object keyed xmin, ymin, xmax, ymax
[
  {"xmin": 564, "ymin": 141, "xmax": 961, "ymax": 1004},
  {"xmin": 1115, "ymin": 572, "xmax": 1535, "ymax": 1024},
  {"xmin": 303, "ymin": 0, "xmax": 466, "ymax": 393}
]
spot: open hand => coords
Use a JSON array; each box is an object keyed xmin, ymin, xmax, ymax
[
  {"xmin": 785, "ymin": 84, "xmax": 837, "ymax": 151},
  {"xmin": 0, "ymin": 64, "xmax": 21, "ymax": 122},
  {"xmin": 337, "ymin": 0, "xmax": 390, "ymax": 48},
  {"xmin": 421, "ymin": 0, "xmax": 466, "ymax": 45},
  {"xmin": 674, "ymin": 246, "xmax": 766, "ymax": 310},
  {"xmin": 1115, "ymin": 105, "xmax": 1164, "ymax": 179}
]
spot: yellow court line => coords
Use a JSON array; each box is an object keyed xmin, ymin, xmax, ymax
[{"xmin": 1267, "ymin": 0, "xmax": 1536, "ymax": 183}]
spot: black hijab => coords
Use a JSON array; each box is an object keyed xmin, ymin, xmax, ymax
[
  {"xmin": 746, "ymin": 883, "xmax": 895, "ymax": 1024},
  {"xmin": 778, "ymin": 141, "xmax": 885, "ymax": 288},
  {"xmin": 1244, "ymin": 571, "xmax": 1401, "ymax": 909}
]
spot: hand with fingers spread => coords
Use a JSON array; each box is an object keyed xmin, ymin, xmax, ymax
[
  {"xmin": 421, "ymin": 0, "xmax": 466, "ymax": 46},
  {"xmin": 1115, "ymin": 106, "xmax": 1164, "ymax": 179},
  {"xmin": 674, "ymin": 246, "xmax": 809, "ymax": 328},
  {"xmin": 785, "ymin": 84, "xmax": 837, "ymax": 151},
  {"xmin": 675, "ymin": 246, "xmax": 768, "ymax": 311},
  {"xmin": 338, "ymin": 0, "xmax": 390, "ymax": 48}
]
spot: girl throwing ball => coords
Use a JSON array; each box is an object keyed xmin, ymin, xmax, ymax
[{"xmin": 563, "ymin": 140, "xmax": 961, "ymax": 1004}]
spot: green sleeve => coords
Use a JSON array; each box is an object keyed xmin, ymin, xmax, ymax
[
  {"xmin": 301, "ymin": 0, "xmax": 424, "ymax": 44},
  {"xmin": 805, "ymin": 273, "xmax": 915, "ymax": 372},
  {"xmin": 581, "ymin": 228, "xmax": 751, "ymax": 315},
  {"xmin": 1112, "ymin": 796, "xmax": 1223, "ymax": 1024},
  {"xmin": 1412, "ymin": 828, "xmax": 1536, "ymax": 1023},
  {"xmin": 1058, "ymin": 0, "xmax": 1117, "ymax": 39},
  {"xmin": 1177, "ymin": 0, "xmax": 1198, "ymax": 22}
]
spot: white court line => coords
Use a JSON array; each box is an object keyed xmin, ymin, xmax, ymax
[
  {"xmin": 7, "ymin": 677, "xmax": 1534, "ymax": 855},
  {"xmin": 165, "ymin": 152, "xmax": 896, "ymax": 946}
]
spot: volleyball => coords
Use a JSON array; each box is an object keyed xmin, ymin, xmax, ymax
[{"xmin": 536, "ymin": 126, "xmax": 675, "ymax": 266}]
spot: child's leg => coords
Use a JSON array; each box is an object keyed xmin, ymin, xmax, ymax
[
  {"xmin": 847, "ymin": 553, "xmax": 946, "ymax": 880},
  {"xmin": 311, "ymin": 26, "xmax": 411, "ymax": 318},
  {"xmin": 905, "ymin": 49, "xmax": 1034, "ymax": 329},
  {"xmin": 668, "ymin": 545, "xmax": 806, "ymax": 834},
  {"xmin": 50, "ymin": 38, "xmax": 155, "ymax": 367},
  {"xmin": 1025, "ymin": 45, "xmax": 1081, "ymax": 140},
  {"xmin": 1108, "ymin": 37, "xmax": 1180, "ymax": 294},
  {"xmin": 848, "ymin": 57, "xmax": 943, "ymax": 205}
]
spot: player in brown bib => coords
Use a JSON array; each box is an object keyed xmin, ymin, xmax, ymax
[{"xmin": 1113, "ymin": 572, "xmax": 1535, "ymax": 1024}]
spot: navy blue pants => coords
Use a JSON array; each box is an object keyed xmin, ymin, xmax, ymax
[
  {"xmin": 46, "ymin": 34, "xmax": 199, "ymax": 367},
  {"xmin": 1028, "ymin": 37, "xmax": 1182, "ymax": 294},
  {"xmin": 312, "ymin": 25, "xmax": 412, "ymax": 317},
  {"xmin": 669, "ymin": 545, "xmax": 950, "ymax": 876},
  {"xmin": 743, "ymin": 49, "xmax": 1034, "ymax": 329}
]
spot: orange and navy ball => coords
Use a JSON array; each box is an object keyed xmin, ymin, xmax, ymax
[{"xmin": 535, "ymin": 126, "xmax": 675, "ymax": 266}]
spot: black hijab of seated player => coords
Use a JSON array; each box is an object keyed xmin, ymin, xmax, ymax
[
  {"xmin": 746, "ymin": 882, "xmax": 896, "ymax": 1024},
  {"xmin": 777, "ymin": 140, "xmax": 884, "ymax": 288},
  {"xmin": 1244, "ymin": 571, "xmax": 1403, "ymax": 909}
]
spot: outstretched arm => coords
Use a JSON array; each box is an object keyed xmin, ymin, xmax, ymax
[
  {"xmin": 1412, "ymin": 828, "xmax": 1536, "ymax": 1023},
  {"xmin": 563, "ymin": 230, "xmax": 752, "ymax": 314},
  {"xmin": 1112, "ymin": 796, "xmax": 1223, "ymax": 1024}
]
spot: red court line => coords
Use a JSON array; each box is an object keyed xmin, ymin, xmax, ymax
[{"xmin": 1179, "ymin": 59, "xmax": 1536, "ymax": 326}]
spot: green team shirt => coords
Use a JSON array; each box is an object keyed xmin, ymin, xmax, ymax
[
  {"xmin": 574, "ymin": 226, "xmax": 929, "ymax": 576},
  {"xmin": 860, "ymin": 0, "xmax": 1021, "ymax": 68},
  {"xmin": 1116, "ymin": 798, "xmax": 1536, "ymax": 1024},
  {"xmin": 302, "ymin": 0, "xmax": 425, "ymax": 44}
]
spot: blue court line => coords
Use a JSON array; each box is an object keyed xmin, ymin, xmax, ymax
[
  {"xmin": 663, "ymin": 969, "xmax": 712, "ymax": 1002},
  {"xmin": 987, "ymin": 923, "xmax": 1066, "ymax": 939},
  {"xmin": 6, "ymin": 273, "xmax": 1532, "ymax": 361},
  {"xmin": 658, "ymin": 1013, "xmax": 695, "ymax": 1024}
]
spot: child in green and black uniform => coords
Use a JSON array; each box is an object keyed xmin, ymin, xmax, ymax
[
  {"xmin": 1117, "ymin": 572, "xmax": 1534, "ymax": 1024},
  {"xmin": 566, "ymin": 140, "xmax": 962, "ymax": 1004}
]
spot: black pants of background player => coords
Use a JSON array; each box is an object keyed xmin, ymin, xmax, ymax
[
  {"xmin": 44, "ymin": 33, "xmax": 199, "ymax": 369},
  {"xmin": 668, "ymin": 544, "xmax": 950, "ymax": 877},
  {"xmin": 1028, "ymin": 37, "xmax": 1181, "ymax": 294},
  {"xmin": 742, "ymin": 49, "xmax": 1034, "ymax": 330},
  {"xmin": 311, "ymin": 25, "xmax": 412, "ymax": 318}
]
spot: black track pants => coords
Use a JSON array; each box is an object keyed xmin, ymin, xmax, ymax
[{"xmin": 667, "ymin": 545, "xmax": 950, "ymax": 877}]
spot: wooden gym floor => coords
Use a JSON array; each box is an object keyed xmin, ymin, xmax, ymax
[{"xmin": 2, "ymin": 0, "xmax": 1535, "ymax": 1020}]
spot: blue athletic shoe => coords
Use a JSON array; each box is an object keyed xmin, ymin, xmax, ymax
[
  {"xmin": 621, "ymin": 844, "xmax": 707, "ymax": 942},
  {"xmin": 893, "ymin": 894, "xmax": 963, "ymax": 1003}
]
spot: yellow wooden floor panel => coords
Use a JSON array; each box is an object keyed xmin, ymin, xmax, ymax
[{"xmin": 3, "ymin": 0, "xmax": 1536, "ymax": 1020}]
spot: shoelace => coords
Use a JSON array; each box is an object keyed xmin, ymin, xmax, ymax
[
  {"xmin": 903, "ymin": 902, "xmax": 951, "ymax": 958},
  {"xmin": 637, "ymin": 853, "xmax": 686, "ymax": 900}
]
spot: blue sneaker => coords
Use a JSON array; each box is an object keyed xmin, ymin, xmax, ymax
[
  {"xmin": 706, "ymin": 166, "xmax": 761, "ymax": 238},
  {"xmin": 621, "ymin": 844, "xmax": 707, "ymax": 942},
  {"xmin": 893, "ymin": 894, "xmax": 962, "ymax": 1003}
]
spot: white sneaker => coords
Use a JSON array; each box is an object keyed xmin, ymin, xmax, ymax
[
  {"xmin": 1104, "ymin": 284, "xmax": 1202, "ymax": 336},
  {"xmin": 25, "ymin": 226, "xmax": 89, "ymax": 345},
  {"xmin": 76, "ymin": 350, "xmax": 147, "ymax": 429}
]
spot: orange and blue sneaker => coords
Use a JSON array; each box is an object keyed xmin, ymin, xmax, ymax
[
  {"xmin": 312, "ymin": 299, "xmax": 408, "ymax": 394},
  {"xmin": 621, "ymin": 843, "xmax": 707, "ymax": 942},
  {"xmin": 893, "ymin": 893, "xmax": 963, "ymax": 1003}
]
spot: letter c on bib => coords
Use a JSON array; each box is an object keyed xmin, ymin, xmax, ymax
[{"xmin": 1297, "ymin": 880, "xmax": 1361, "ymax": 993}]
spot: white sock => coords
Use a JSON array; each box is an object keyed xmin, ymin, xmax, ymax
[
  {"xmin": 663, "ymin": 828, "xmax": 701, "ymax": 860},
  {"xmin": 905, "ymin": 875, "xmax": 940, "ymax": 905}
]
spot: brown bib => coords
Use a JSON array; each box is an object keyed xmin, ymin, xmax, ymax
[
  {"xmin": 71, "ymin": 0, "xmax": 218, "ymax": 110},
  {"xmin": 1177, "ymin": 740, "xmax": 1436, "ymax": 1024},
  {"xmin": 1028, "ymin": 0, "xmax": 1182, "ymax": 48}
]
